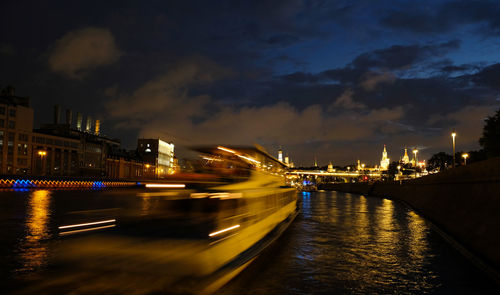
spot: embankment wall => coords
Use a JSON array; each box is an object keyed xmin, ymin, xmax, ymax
[{"xmin": 320, "ymin": 158, "xmax": 500, "ymax": 272}]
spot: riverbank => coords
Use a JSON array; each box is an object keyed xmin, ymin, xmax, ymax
[{"xmin": 320, "ymin": 157, "xmax": 500, "ymax": 276}]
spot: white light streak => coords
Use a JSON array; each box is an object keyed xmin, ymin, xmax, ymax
[
  {"xmin": 145, "ymin": 183, "xmax": 185, "ymax": 188},
  {"xmin": 208, "ymin": 224, "xmax": 240, "ymax": 237},
  {"xmin": 58, "ymin": 219, "xmax": 116, "ymax": 230},
  {"xmin": 59, "ymin": 224, "xmax": 116, "ymax": 236},
  {"xmin": 217, "ymin": 146, "xmax": 236, "ymax": 154}
]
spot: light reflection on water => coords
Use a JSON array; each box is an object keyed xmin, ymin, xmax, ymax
[
  {"xmin": 220, "ymin": 191, "xmax": 496, "ymax": 294},
  {"xmin": 17, "ymin": 190, "xmax": 52, "ymax": 275}
]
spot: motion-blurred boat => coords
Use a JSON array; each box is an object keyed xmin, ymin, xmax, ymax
[{"xmin": 19, "ymin": 145, "xmax": 298, "ymax": 294}]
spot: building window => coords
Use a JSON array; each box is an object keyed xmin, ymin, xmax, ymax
[
  {"xmin": 8, "ymin": 121, "xmax": 15, "ymax": 129},
  {"xmin": 9, "ymin": 109, "xmax": 16, "ymax": 117},
  {"xmin": 0, "ymin": 119, "xmax": 4, "ymax": 127},
  {"xmin": 18, "ymin": 133, "xmax": 28, "ymax": 141},
  {"xmin": 0, "ymin": 107, "xmax": 5, "ymax": 115},
  {"xmin": 17, "ymin": 158, "xmax": 27, "ymax": 166}
]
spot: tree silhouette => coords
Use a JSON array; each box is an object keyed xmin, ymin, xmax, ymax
[{"xmin": 479, "ymin": 108, "xmax": 500, "ymax": 158}]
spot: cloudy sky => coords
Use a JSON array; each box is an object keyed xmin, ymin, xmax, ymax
[{"xmin": 1, "ymin": 0, "xmax": 500, "ymax": 166}]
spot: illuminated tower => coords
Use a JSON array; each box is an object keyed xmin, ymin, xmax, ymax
[
  {"xmin": 327, "ymin": 162, "xmax": 334, "ymax": 172},
  {"xmin": 284, "ymin": 154, "xmax": 289, "ymax": 165},
  {"xmin": 402, "ymin": 148, "xmax": 410, "ymax": 164},
  {"xmin": 380, "ymin": 145, "xmax": 390, "ymax": 170},
  {"xmin": 314, "ymin": 156, "xmax": 318, "ymax": 167},
  {"xmin": 278, "ymin": 147, "xmax": 283, "ymax": 162}
]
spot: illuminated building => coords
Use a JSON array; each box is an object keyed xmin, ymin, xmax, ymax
[
  {"xmin": 380, "ymin": 145, "xmax": 390, "ymax": 170},
  {"xmin": 278, "ymin": 147, "xmax": 283, "ymax": 162},
  {"xmin": 137, "ymin": 138, "xmax": 175, "ymax": 178},
  {"xmin": 35, "ymin": 107, "xmax": 120, "ymax": 177},
  {"xmin": 327, "ymin": 162, "xmax": 334, "ymax": 172},
  {"xmin": 284, "ymin": 155, "xmax": 289, "ymax": 165},
  {"xmin": 402, "ymin": 148, "xmax": 410, "ymax": 164}
]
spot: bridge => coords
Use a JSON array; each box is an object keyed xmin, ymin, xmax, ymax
[{"xmin": 286, "ymin": 169, "xmax": 383, "ymax": 185}]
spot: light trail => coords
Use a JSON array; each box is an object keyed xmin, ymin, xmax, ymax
[
  {"xmin": 145, "ymin": 183, "xmax": 186, "ymax": 188},
  {"xmin": 59, "ymin": 224, "xmax": 116, "ymax": 236},
  {"xmin": 58, "ymin": 219, "xmax": 116, "ymax": 230},
  {"xmin": 209, "ymin": 224, "xmax": 240, "ymax": 237}
]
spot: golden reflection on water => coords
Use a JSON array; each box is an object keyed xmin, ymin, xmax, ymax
[
  {"xmin": 18, "ymin": 190, "xmax": 52, "ymax": 273},
  {"xmin": 374, "ymin": 198, "xmax": 398, "ymax": 264},
  {"xmin": 355, "ymin": 195, "xmax": 369, "ymax": 241},
  {"xmin": 407, "ymin": 211, "xmax": 429, "ymax": 263}
]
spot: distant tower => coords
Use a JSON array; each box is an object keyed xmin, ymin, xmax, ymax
[
  {"xmin": 85, "ymin": 115, "xmax": 92, "ymax": 132},
  {"xmin": 402, "ymin": 148, "xmax": 410, "ymax": 164},
  {"xmin": 278, "ymin": 147, "xmax": 283, "ymax": 162},
  {"xmin": 380, "ymin": 145, "xmax": 390, "ymax": 170},
  {"xmin": 76, "ymin": 112, "xmax": 83, "ymax": 131},
  {"xmin": 314, "ymin": 156, "xmax": 318, "ymax": 167},
  {"xmin": 284, "ymin": 154, "xmax": 289, "ymax": 165},
  {"xmin": 95, "ymin": 119, "xmax": 100, "ymax": 135},
  {"xmin": 357, "ymin": 159, "xmax": 361, "ymax": 170},
  {"xmin": 327, "ymin": 162, "xmax": 334, "ymax": 172}
]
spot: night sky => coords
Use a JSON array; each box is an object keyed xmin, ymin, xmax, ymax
[{"xmin": 2, "ymin": 0, "xmax": 500, "ymax": 166}]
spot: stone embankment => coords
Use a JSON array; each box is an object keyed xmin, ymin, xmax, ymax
[{"xmin": 320, "ymin": 158, "xmax": 500, "ymax": 275}]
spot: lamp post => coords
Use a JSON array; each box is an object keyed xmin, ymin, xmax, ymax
[
  {"xmin": 413, "ymin": 148, "xmax": 418, "ymax": 178},
  {"xmin": 462, "ymin": 153, "xmax": 469, "ymax": 166},
  {"xmin": 38, "ymin": 150, "xmax": 47, "ymax": 175},
  {"xmin": 451, "ymin": 131, "xmax": 456, "ymax": 168}
]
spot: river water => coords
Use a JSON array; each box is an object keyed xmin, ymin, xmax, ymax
[{"xmin": 0, "ymin": 189, "xmax": 498, "ymax": 294}]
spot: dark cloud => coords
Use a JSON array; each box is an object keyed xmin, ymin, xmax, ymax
[
  {"xmin": 380, "ymin": 0, "xmax": 500, "ymax": 35},
  {"xmin": 351, "ymin": 40, "xmax": 461, "ymax": 70}
]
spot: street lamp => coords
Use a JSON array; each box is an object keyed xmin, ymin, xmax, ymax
[
  {"xmin": 462, "ymin": 153, "xmax": 469, "ymax": 166},
  {"xmin": 37, "ymin": 150, "xmax": 47, "ymax": 175},
  {"xmin": 413, "ymin": 149, "xmax": 418, "ymax": 178},
  {"xmin": 451, "ymin": 131, "xmax": 456, "ymax": 168}
]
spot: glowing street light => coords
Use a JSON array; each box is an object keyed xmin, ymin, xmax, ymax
[
  {"xmin": 413, "ymin": 149, "xmax": 418, "ymax": 178},
  {"xmin": 462, "ymin": 153, "xmax": 469, "ymax": 166},
  {"xmin": 451, "ymin": 131, "xmax": 456, "ymax": 168}
]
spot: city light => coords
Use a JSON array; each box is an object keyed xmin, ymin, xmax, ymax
[
  {"xmin": 462, "ymin": 153, "xmax": 469, "ymax": 165},
  {"xmin": 38, "ymin": 150, "xmax": 47, "ymax": 156},
  {"xmin": 451, "ymin": 131, "xmax": 456, "ymax": 168}
]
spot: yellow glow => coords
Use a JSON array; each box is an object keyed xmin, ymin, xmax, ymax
[
  {"xmin": 58, "ymin": 219, "xmax": 116, "ymax": 230},
  {"xmin": 462, "ymin": 153, "xmax": 469, "ymax": 159},
  {"xmin": 209, "ymin": 224, "xmax": 240, "ymax": 237},
  {"xmin": 237, "ymin": 154, "xmax": 260, "ymax": 164},
  {"xmin": 145, "ymin": 183, "xmax": 185, "ymax": 188},
  {"xmin": 451, "ymin": 132, "xmax": 456, "ymax": 138},
  {"xmin": 145, "ymin": 164, "xmax": 150, "ymax": 168},
  {"xmin": 38, "ymin": 151, "xmax": 47, "ymax": 156},
  {"xmin": 59, "ymin": 224, "xmax": 116, "ymax": 236},
  {"xmin": 413, "ymin": 149, "xmax": 418, "ymax": 155},
  {"xmin": 217, "ymin": 146, "xmax": 236, "ymax": 154},
  {"xmin": 18, "ymin": 190, "xmax": 51, "ymax": 272}
]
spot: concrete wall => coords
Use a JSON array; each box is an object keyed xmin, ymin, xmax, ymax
[{"xmin": 320, "ymin": 157, "xmax": 500, "ymax": 272}]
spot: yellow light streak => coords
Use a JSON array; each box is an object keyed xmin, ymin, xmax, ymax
[
  {"xmin": 59, "ymin": 224, "xmax": 116, "ymax": 236},
  {"xmin": 58, "ymin": 219, "xmax": 116, "ymax": 229},
  {"xmin": 237, "ymin": 154, "xmax": 261, "ymax": 164},
  {"xmin": 145, "ymin": 183, "xmax": 185, "ymax": 188},
  {"xmin": 209, "ymin": 224, "xmax": 240, "ymax": 237},
  {"xmin": 217, "ymin": 146, "xmax": 236, "ymax": 154}
]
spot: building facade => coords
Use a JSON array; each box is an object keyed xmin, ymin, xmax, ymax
[
  {"xmin": 0, "ymin": 93, "xmax": 34, "ymax": 175},
  {"xmin": 137, "ymin": 138, "xmax": 175, "ymax": 178}
]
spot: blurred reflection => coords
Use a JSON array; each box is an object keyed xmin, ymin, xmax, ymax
[
  {"xmin": 407, "ymin": 211, "xmax": 429, "ymax": 263},
  {"xmin": 374, "ymin": 198, "xmax": 397, "ymax": 266},
  {"xmin": 355, "ymin": 195, "xmax": 369, "ymax": 241},
  {"xmin": 17, "ymin": 190, "xmax": 52, "ymax": 274}
]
